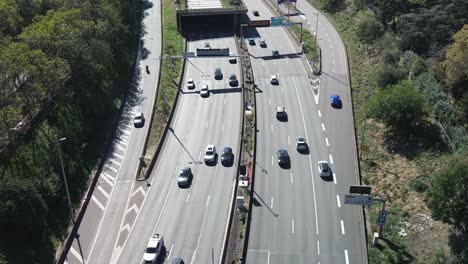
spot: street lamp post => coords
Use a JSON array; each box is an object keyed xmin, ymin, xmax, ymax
[{"xmin": 56, "ymin": 137, "xmax": 74, "ymax": 222}]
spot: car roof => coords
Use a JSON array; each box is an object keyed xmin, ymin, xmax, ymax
[
  {"xmin": 147, "ymin": 234, "xmax": 162, "ymax": 247},
  {"xmin": 135, "ymin": 112, "xmax": 143, "ymax": 117},
  {"xmin": 297, "ymin": 137, "xmax": 305, "ymax": 142},
  {"xmin": 206, "ymin": 144, "xmax": 215, "ymax": 149},
  {"xmin": 271, "ymin": 75, "xmax": 277, "ymax": 78},
  {"xmin": 276, "ymin": 106, "xmax": 285, "ymax": 111},
  {"xmin": 223, "ymin": 146, "xmax": 232, "ymax": 152}
]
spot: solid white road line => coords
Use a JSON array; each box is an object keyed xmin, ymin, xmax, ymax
[
  {"xmin": 69, "ymin": 247, "xmax": 84, "ymax": 263},
  {"xmin": 271, "ymin": 156, "xmax": 274, "ymax": 165},
  {"xmin": 341, "ymin": 220, "xmax": 346, "ymax": 235},
  {"xmin": 336, "ymin": 195, "xmax": 341, "ymax": 208},
  {"xmin": 126, "ymin": 204, "xmax": 139, "ymax": 215},
  {"xmin": 97, "ymin": 185, "xmax": 109, "ymax": 199},
  {"xmin": 271, "ymin": 197, "xmax": 274, "ymax": 209},
  {"xmin": 186, "ymin": 192, "xmax": 190, "ymax": 203},
  {"xmin": 317, "ymin": 110, "xmax": 321, "ymax": 117},
  {"xmin": 292, "ymin": 219, "xmax": 295, "ymax": 234},
  {"xmin": 91, "ymin": 195, "xmax": 105, "ymax": 211},
  {"xmin": 329, "ymin": 154, "xmax": 334, "ymax": 164},
  {"xmin": 206, "ymin": 195, "xmax": 210, "ymax": 208},
  {"xmin": 317, "ymin": 240, "xmax": 320, "ymax": 255},
  {"xmin": 345, "ymin": 250, "xmax": 350, "ymax": 264},
  {"xmin": 290, "ymin": 173, "xmax": 293, "ymax": 184},
  {"xmin": 269, "ymin": 97, "xmax": 271, "ymax": 105},
  {"xmin": 288, "ymin": 136, "xmax": 290, "ymax": 145},
  {"xmin": 292, "ymin": 78, "xmax": 320, "ymax": 235},
  {"xmin": 167, "ymin": 244, "xmax": 174, "ymax": 260},
  {"xmin": 271, "ymin": 124, "xmax": 273, "ymax": 133},
  {"xmin": 333, "ymin": 173, "xmax": 337, "ymax": 184},
  {"xmin": 221, "ymin": 123, "xmax": 224, "ymax": 132},
  {"xmin": 321, "ymin": 123, "xmax": 326, "ymax": 131},
  {"xmin": 325, "ymin": 138, "xmax": 329, "ymax": 146},
  {"xmin": 198, "ymin": 151, "xmax": 202, "ymax": 160}
]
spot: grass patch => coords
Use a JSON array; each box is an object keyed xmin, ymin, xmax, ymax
[
  {"xmin": 291, "ymin": 24, "xmax": 316, "ymax": 61},
  {"xmin": 145, "ymin": 0, "xmax": 183, "ymax": 159}
]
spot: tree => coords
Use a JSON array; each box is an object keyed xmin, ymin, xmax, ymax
[
  {"xmin": 442, "ymin": 25, "xmax": 468, "ymax": 98},
  {"xmin": 372, "ymin": 63, "xmax": 405, "ymax": 88},
  {"xmin": 427, "ymin": 153, "xmax": 468, "ymax": 228},
  {"xmin": 0, "ymin": 177, "xmax": 48, "ymax": 239},
  {"xmin": 356, "ymin": 15, "xmax": 384, "ymax": 47},
  {"xmin": 368, "ymin": 81, "xmax": 429, "ymax": 130},
  {"xmin": 373, "ymin": 0, "xmax": 409, "ymax": 29},
  {"xmin": 0, "ymin": 0, "xmax": 23, "ymax": 36}
]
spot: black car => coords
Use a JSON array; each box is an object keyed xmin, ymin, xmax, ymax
[
  {"xmin": 221, "ymin": 147, "xmax": 234, "ymax": 165},
  {"xmin": 253, "ymin": 10, "xmax": 259, "ymax": 16},
  {"xmin": 277, "ymin": 149, "xmax": 289, "ymax": 166},
  {"xmin": 214, "ymin": 67, "xmax": 223, "ymax": 80},
  {"xmin": 228, "ymin": 74, "xmax": 238, "ymax": 87},
  {"xmin": 296, "ymin": 137, "xmax": 308, "ymax": 153}
]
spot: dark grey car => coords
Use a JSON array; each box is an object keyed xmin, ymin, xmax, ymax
[
  {"xmin": 214, "ymin": 67, "xmax": 223, "ymax": 80},
  {"xmin": 228, "ymin": 74, "xmax": 238, "ymax": 87},
  {"xmin": 221, "ymin": 147, "xmax": 234, "ymax": 166}
]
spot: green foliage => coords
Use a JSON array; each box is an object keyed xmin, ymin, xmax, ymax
[
  {"xmin": 427, "ymin": 153, "xmax": 468, "ymax": 228},
  {"xmin": 321, "ymin": 0, "xmax": 344, "ymax": 12},
  {"xmin": 0, "ymin": 0, "xmax": 23, "ymax": 36},
  {"xmin": 0, "ymin": 177, "xmax": 48, "ymax": 239},
  {"xmin": 398, "ymin": 0, "xmax": 468, "ymax": 54},
  {"xmin": 356, "ymin": 15, "xmax": 384, "ymax": 45},
  {"xmin": 292, "ymin": 24, "xmax": 316, "ymax": 61},
  {"xmin": 373, "ymin": 0, "xmax": 409, "ymax": 28},
  {"xmin": 442, "ymin": 25, "xmax": 468, "ymax": 98},
  {"xmin": 368, "ymin": 81, "xmax": 429, "ymax": 130},
  {"xmin": 372, "ymin": 64, "xmax": 405, "ymax": 88}
]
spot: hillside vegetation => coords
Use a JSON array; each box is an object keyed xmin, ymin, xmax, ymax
[
  {"xmin": 310, "ymin": 0, "xmax": 467, "ymax": 263},
  {"xmin": 0, "ymin": 0, "xmax": 142, "ymax": 262}
]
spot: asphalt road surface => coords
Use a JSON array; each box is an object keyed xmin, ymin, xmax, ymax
[
  {"xmin": 244, "ymin": 0, "xmax": 366, "ymax": 263},
  {"xmin": 114, "ymin": 30, "xmax": 242, "ymax": 264},
  {"xmin": 64, "ymin": 1, "xmax": 162, "ymax": 263}
]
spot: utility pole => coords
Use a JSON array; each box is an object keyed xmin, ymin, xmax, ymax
[
  {"xmin": 313, "ymin": 12, "xmax": 319, "ymax": 64},
  {"xmin": 56, "ymin": 137, "xmax": 74, "ymax": 223}
]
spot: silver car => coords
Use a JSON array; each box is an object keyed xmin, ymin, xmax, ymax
[{"xmin": 317, "ymin": 161, "xmax": 331, "ymax": 177}]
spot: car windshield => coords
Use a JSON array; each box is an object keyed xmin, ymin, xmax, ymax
[
  {"xmin": 206, "ymin": 150, "xmax": 214, "ymax": 155},
  {"xmin": 321, "ymin": 163, "xmax": 329, "ymax": 171},
  {"xmin": 146, "ymin": 246, "xmax": 158, "ymax": 253}
]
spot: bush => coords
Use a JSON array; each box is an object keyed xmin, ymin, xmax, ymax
[
  {"xmin": 372, "ymin": 64, "xmax": 405, "ymax": 88},
  {"xmin": 368, "ymin": 81, "xmax": 429, "ymax": 131}
]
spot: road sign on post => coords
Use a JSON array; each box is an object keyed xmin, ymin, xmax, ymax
[
  {"xmin": 271, "ymin": 17, "xmax": 283, "ymax": 26},
  {"xmin": 248, "ymin": 20, "xmax": 271, "ymax": 27},
  {"xmin": 344, "ymin": 194, "xmax": 373, "ymax": 206},
  {"xmin": 349, "ymin": 185, "xmax": 372, "ymax": 195}
]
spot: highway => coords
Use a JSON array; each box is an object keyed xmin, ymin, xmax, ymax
[
  {"xmin": 244, "ymin": 0, "xmax": 366, "ymax": 263},
  {"xmin": 64, "ymin": 1, "xmax": 162, "ymax": 263},
  {"xmin": 114, "ymin": 30, "xmax": 242, "ymax": 264}
]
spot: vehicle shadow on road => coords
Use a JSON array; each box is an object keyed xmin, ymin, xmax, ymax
[
  {"xmin": 210, "ymin": 87, "xmax": 242, "ymax": 94},
  {"xmin": 252, "ymin": 190, "xmax": 279, "ymax": 217}
]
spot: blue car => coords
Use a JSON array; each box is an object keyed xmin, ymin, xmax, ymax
[
  {"xmin": 248, "ymin": 38, "xmax": 255, "ymax": 45},
  {"xmin": 330, "ymin": 95, "xmax": 341, "ymax": 107}
]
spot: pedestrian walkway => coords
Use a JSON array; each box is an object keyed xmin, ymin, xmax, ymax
[{"xmin": 187, "ymin": 0, "xmax": 222, "ymax": 9}]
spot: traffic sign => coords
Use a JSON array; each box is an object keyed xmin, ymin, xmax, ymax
[
  {"xmin": 182, "ymin": 52, "xmax": 195, "ymax": 58},
  {"xmin": 344, "ymin": 194, "xmax": 373, "ymax": 206},
  {"xmin": 349, "ymin": 185, "xmax": 371, "ymax": 195},
  {"xmin": 377, "ymin": 210, "xmax": 387, "ymax": 226},
  {"xmin": 248, "ymin": 20, "xmax": 271, "ymax": 27},
  {"xmin": 271, "ymin": 17, "xmax": 283, "ymax": 26}
]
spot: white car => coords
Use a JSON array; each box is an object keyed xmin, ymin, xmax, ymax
[
  {"xmin": 133, "ymin": 112, "xmax": 145, "ymax": 128},
  {"xmin": 187, "ymin": 79, "xmax": 195, "ymax": 89},
  {"xmin": 200, "ymin": 84, "xmax": 209, "ymax": 97},
  {"xmin": 259, "ymin": 39, "xmax": 266, "ymax": 47},
  {"xmin": 143, "ymin": 234, "xmax": 164, "ymax": 264},
  {"xmin": 204, "ymin": 145, "xmax": 216, "ymax": 163},
  {"xmin": 270, "ymin": 75, "xmax": 279, "ymax": 84},
  {"xmin": 317, "ymin": 161, "xmax": 331, "ymax": 177}
]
